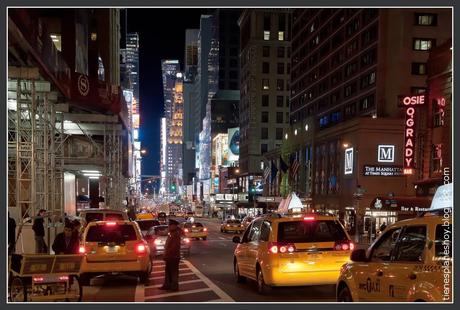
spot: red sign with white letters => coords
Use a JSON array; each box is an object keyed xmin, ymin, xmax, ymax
[{"xmin": 401, "ymin": 94, "xmax": 425, "ymax": 174}]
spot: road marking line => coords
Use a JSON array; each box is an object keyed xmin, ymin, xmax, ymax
[
  {"xmin": 134, "ymin": 284, "xmax": 144, "ymax": 302},
  {"xmin": 151, "ymin": 267, "xmax": 189, "ymax": 274},
  {"xmin": 218, "ymin": 237, "xmax": 226, "ymax": 240},
  {"xmin": 145, "ymin": 288, "xmax": 213, "ymax": 300},
  {"xmin": 149, "ymin": 272, "xmax": 195, "ymax": 280},
  {"xmin": 145, "ymin": 279, "xmax": 202, "ymax": 289},
  {"xmin": 182, "ymin": 260, "xmax": 234, "ymax": 301}
]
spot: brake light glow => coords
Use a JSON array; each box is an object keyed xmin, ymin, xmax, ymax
[
  {"xmin": 79, "ymin": 246, "xmax": 86, "ymax": 254},
  {"xmin": 136, "ymin": 243, "xmax": 147, "ymax": 254},
  {"xmin": 335, "ymin": 240, "xmax": 354, "ymax": 251},
  {"xmin": 268, "ymin": 242, "xmax": 296, "ymax": 254},
  {"xmin": 184, "ymin": 238, "xmax": 190, "ymax": 244},
  {"xmin": 184, "ymin": 228, "xmax": 189, "ymax": 233},
  {"xmin": 203, "ymin": 228, "xmax": 207, "ymax": 232},
  {"xmin": 106, "ymin": 222, "xmax": 117, "ymax": 226},
  {"xmin": 303, "ymin": 216, "xmax": 315, "ymax": 221},
  {"xmin": 33, "ymin": 277, "xmax": 44, "ymax": 282},
  {"xmin": 59, "ymin": 276, "xmax": 69, "ymax": 281},
  {"xmin": 154, "ymin": 239, "xmax": 162, "ymax": 245}
]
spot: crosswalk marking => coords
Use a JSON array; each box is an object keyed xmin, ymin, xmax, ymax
[
  {"xmin": 146, "ymin": 279, "xmax": 202, "ymax": 288},
  {"xmin": 149, "ymin": 272, "xmax": 194, "ymax": 280},
  {"xmin": 145, "ymin": 288, "xmax": 213, "ymax": 300}
]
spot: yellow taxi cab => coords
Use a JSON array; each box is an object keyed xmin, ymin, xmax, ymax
[
  {"xmin": 182, "ymin": 222, "xmax": 208, "ymax": 240},
  {"xmin": 79, "ymin": 220, "xmax": 152, "ymax": 285},
  {"xmin": 336, "ymin": 201, "xmax": 452, "ymax": 301},
  {"xmin": 136, "ymin": 212, "xmax": 156, "ymax": 220},
  {"xmin": 232, "ymin": 212, "xmax": 353, "ymax": 294},
  {"xmin": 221, "ymin": 219, "xmax": 245, "ymax": 234}
]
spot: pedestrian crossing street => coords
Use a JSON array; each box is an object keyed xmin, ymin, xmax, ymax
[{"xmin": 139, "ymin": 259, "xmax": 234, "ymax": 302}]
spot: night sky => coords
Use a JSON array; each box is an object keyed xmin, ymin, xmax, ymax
[{"xmin": 127, "ymin": 9, "xmax": 210, "ymax": 176}]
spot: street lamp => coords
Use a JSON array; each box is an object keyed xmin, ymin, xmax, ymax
[{"xmin": 141, "ymin": 149, "xmax": 147, "ymax": 155}]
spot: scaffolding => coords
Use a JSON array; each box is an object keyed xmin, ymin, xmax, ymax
[
  {"xmin": 8, "ymin": 72, "xmax": 63, "ymax": 222},
  {"xmin": 104, "ymin": 123, "xmax": 124, "ymax": 209}
]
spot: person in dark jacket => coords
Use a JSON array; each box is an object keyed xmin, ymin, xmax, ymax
[
  {"xmin": 160, "ymin": 219, "xmax": 182, "ymax": 291},
  {"xmin": 32, "ymin": 209, "xmax": 47, "ymax": 253},
  {"xmin": 52, "ymin": 224, "xmax": 80, "ymax": 254},
  {"xmin": 8, "ymin": 212, "xmax": 17, "ymax": 255}
]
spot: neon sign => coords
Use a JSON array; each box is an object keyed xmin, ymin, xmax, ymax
[{"xmin": 402, "ymin": 94, "xmax": 425, "ymax": 175}]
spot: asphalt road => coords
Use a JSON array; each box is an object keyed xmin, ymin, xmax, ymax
[{"xmin": 81, "ymin": 216, "xmax": 336, "ymax": 302}]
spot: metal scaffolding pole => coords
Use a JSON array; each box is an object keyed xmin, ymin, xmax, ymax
[{"xmin": 104, "ymin": 123, "xmax": 123, "ymax": 209}]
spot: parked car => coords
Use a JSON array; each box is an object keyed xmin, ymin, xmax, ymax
[{"xmin": 144, "ymin": 225, "xmax": 191, "ymax": 258}]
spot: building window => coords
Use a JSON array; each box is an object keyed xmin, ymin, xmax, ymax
[
  {"xmin": 411, "ymin": 63, "xmax": 427, "ymax": 75},
  {"xmin": 411, "ymin": 87, "xmax": 427, "ymax": 94},
  {"xmin": 261, "ymin": 127, "xmax": 269, "ymax": 139},
  {"xmin": 278, "ymin": 31, "xmax": 285, "ymax": 41},
  {"xmin": 276, "ymin": 96, "xmax": 284, "ymax": 107},
  {"xmin": 261, "ymin": 144, "xmax": 268, "ymax": 154},
  {"xmin": 262, "ymin": 79, "xmax": 270, "ymax": 90},
  {"xmin": 264, "ymin": 14, "xmax": 271, "ymax": 30},
  {"xmin": 276, "ymin": 128, "xmax": 283, "ymax": 140},
  {"xmin": 277, "ymin": 46, "xmax": 285, "ymax": 58},
  {"xmin": 345, "ymin": 102, "xmax": 357, "ymax": 118},
  {"xmin": 286, "ymin": 112, "xmax": 289, "ymax": 124},
  {"xmin": 286, "ymin": 97, "xmax": 290, "ymax": 107},
  {"xmin": 276, "ymin": 112, "xmax": 283, "ymax": 124},
  {"xmin": 277, "ymin": 79, "xmax": 284, "ymax": 91},
  {"xmin": 262, "ymin": 95, "xmax": 269, "ymax": 107},
  {"xmin": 415, "ymin": 13, "xmax": 437, "ymax": 26},
  {"xmin": 344, "ymin": 82, "xmax": 357, "ymax": 98},
  {"xmin": 262, "ymin": 62, "xmax": 270, "ymax": 74},
  {"xmin": 263, "ymin": 46, "xmax": 270, "ymax": 57},
  {"xmin": 331, "ymin": 111, "xmax": 341, "ymax": 123},
  {"xmin": 264, "ymin": 31, "xmax": 270, "ymax": 40},
  {"xmin": 319, "ymin": 115, "xmax": 329, "ymax": 128},
  {"xmin": 277, "ymin": 63, "xmax": 284, "ymax": 74},
  {"xmin": 360, "ymin": 71, "xmax": 376, "ymax": 89},
  {"xmin": 345, "ymin": 61, "xmax": 358, "ymax": 77},
  {"xmin": 413, "ymin": 38, "xmax": 436, "ymax": 51},
  {"xmin": 431, "ymin": 144, "xmax": 442, "ymax": 174},
  {"xmin": 361, "ymin": 48, "xmax": 377, "ymax": 68},
  {"xmin": 360, "ymin": 94, "xmax": 375, "ymax": 111},
  {"xmin": 262, "ymin": 111, "xmax": 269, "ymax": 123}
]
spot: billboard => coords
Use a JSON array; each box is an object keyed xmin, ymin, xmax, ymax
[
  {"xmin": 228, "ymin": 127, "xmax": 240, "ymax": 163},
  {"xmin": 213, "ymin": 133, "xmax": 229, "ymax": 174}
]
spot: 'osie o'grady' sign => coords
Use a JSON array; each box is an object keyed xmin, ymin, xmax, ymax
[{"xmin": 363, "ymin": 165, "xmax": 404, "ymax": 176}]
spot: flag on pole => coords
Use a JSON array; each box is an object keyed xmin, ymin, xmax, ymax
[
  {"xmin": 270, "ymin": 160, "xmax": 278, "ymax": 182},
  {"xmin": 291, "ymin": 158, "xmax": 300, "ymax": 177},
  {"xmin": 263, "ymin": 165, "xmax": 270, "ymax": 181},
  {"xmin": 280, "ymin": 156, "xmax": 288, "ymax": 173}
]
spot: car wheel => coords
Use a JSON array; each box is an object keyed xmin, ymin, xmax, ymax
[
  {"xmin": 257, "ymin": 268, "xmax": 270, "ymax": 295},
  {"xmin": 234, "ymin": 260, "xmax": 246, "ymax": 283},
  {"xmin": 337, "ymin": 285, "xmax": 353, "ymax": 302}
]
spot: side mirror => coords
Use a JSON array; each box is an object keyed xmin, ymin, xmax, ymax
[
  {"xmin": 232, "ymin": 236, "xmax": 241, "ymax": 244},
  {"xmin": 350, "ymin": 249, "xmax": 367, "ymax": 262}
]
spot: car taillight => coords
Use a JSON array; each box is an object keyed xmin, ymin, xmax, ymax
[
  {"xmin": 33, "ymin": 277, "xmax": 44, "ymax": 282},
  {"xmin": 335, "ymin": 240, "xmax": 354, "ymax": 251},
  {"xmin": 79, "ymin": 246, "xmax": 86, "ymax": 254},
  {"xmin": 203, "ymin": 228, "xmax": 207, "ymax": 232},
  {"xmin": 154, "ymin": 239, "xmax": 162, "ymax": 245},
  {"xmin": 136, "ymin": 243, "xmax": 147, "ymax": 254},
  {"xmin": 226, "ymin": 224, "xmax": 230, "ymax": 227},
  {"xmin": 184, "ymin": 238, "xmax": 190, "ymax": 244},
  {"xmin": 59, "ymin": 276, "xmax": 69, "ymax": 281},
  {"xmin": 268, "ymin": 242, "xmax": 296, "ymax": 254},
  {"xmin": 184, "ymin": 228, "xmax": 189, "ymax": 233}
]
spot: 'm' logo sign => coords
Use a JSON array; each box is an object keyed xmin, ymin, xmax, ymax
[
  {"xmin": 378, "ymin": 145, "xmax": 395, "ymax": 163},
  {"xmin": 344, "ymin": 148, "xmax": 353, "ymax": 175}
]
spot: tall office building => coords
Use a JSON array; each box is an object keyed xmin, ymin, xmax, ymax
[
  {"xmin": 183, "ymin": 29, "xmax": 199, "ymax": 186},
  {"xmin": 284, "ymin": 8, "xmax": 451, "ymax": 232},
  {"xmin": 238, "ymin": 9, "xmax": 292, "ymax": 187},
  {"xmin": 161, "ymin": 60, "xmax": 181, "ymax": 195},
  {"xmin": 126, "ymin": 33, "xmax": 140, "ymax": 107}
]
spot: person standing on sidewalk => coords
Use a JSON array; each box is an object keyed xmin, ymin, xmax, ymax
[
  {"xmin": 8, "ymin": 212, "xmax": 16, "ymax": 255},
  {"xmin": 32, "ymin": 209, "xmax": 48, "ymax": 253},
  {"xmin": 160, "ymin": 219, "xmax": 182, "ymax": 291}
]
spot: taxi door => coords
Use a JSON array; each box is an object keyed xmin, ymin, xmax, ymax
[
  {"xmin": 235, "ymin": 223, "xmax": 252, "ymax": 277},
  {"xmin": 245, "ymin": 219, "xmax": 264, "ymax": 278},
  {"xmin": 382, "ymin": 225, "xmax": 427, "ymax": 301},
  {"xmin": 352, "ymin": 226, "xmax": 402, "ymax": 301}
]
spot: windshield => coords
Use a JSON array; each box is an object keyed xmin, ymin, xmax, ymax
[
  {"xmin": 277, "ymin": 220, "xmax": 347, "ymax": 243},
  {"xmin": 136, "ymin": 220, "xmax": 160, "ymax": 231},
  {"xmin": 86, "ymin": 224, "xmax": 137, "ymax": 243},
  {"xmin": 227, "ymin": 220, "xmax": 241, "ymax": 224}
]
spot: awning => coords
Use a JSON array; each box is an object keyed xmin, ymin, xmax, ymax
[{"xmin": 370, "ymin": 196, "xmax": 432, "ymax": 212}]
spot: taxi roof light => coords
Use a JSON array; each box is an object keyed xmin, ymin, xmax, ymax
[
  {"xmin": 303, "ymin": 216, "xmax": 315, "ymax": 221},
  {"xmin": 106, "ymin": 222, "xmax": 117, "ymax": 226},
  {"xmin": 79, "ymin": 246, "xmax": 86, "ymax": 254}
]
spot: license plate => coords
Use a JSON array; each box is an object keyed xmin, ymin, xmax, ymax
[
  {"xmin": 107, "ymin": 246, "xmax": 117, "ymax": 253},
  {"xmin": 192, "ymin": 229, "xmax": 199, "ymax": 232}
]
